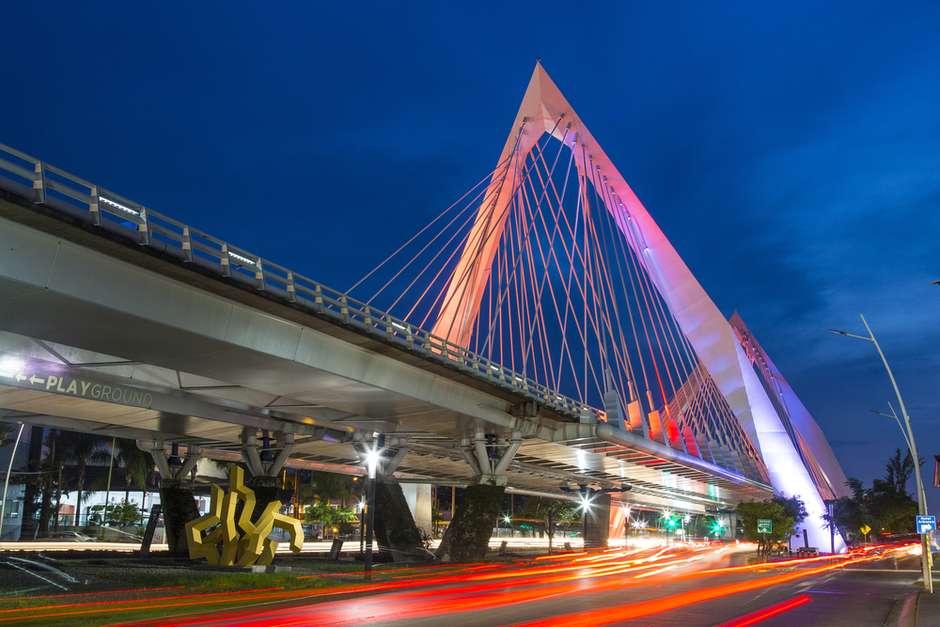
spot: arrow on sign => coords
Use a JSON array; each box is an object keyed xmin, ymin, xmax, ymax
[
  {"xmin": 28, "ymin": 375, "xmax": 45, "ymax": 385},
  {"xmin": 859, "ymin": 524, "xmax": 871, "ymax": 535},
  {"xmin": 15, "ymin": 374, "xmax": 26, "ymax": 382}
]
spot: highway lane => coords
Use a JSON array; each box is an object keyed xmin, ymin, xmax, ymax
[{"xmin": 118, "ymin": 543, "xmax": 929, "ymax": 627}]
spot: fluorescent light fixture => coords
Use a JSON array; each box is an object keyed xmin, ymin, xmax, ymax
[
  {"xmin": 227, "ymin": 251, "xmax": 255, "ymax": 266},
  {"xmin": 0, "ymin": 355, "xmax": 25, "ymax": 378},
  {"xmin": 99, "ymin": 196, "xmax": 139, "ymax": 216}
]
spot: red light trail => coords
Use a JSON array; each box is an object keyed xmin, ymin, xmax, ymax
[
  {"xmin": 717, "ymin": 594, "xmax": 813, "ymax": 626},
  {"xmin": 2, "ymin": 542, "xmax": 914, "ymax": 626}
]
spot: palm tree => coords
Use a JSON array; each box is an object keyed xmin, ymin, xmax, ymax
[
  {"xmin": 885, "ymin": 448, "xmax": 915, "ymax": 495},
  {"xmin": 58, "ymin": 431, "xmax": 110, "ymax": 526},
  {"xmin": 115, "ymin": 439, "xmax": 152, "ymax": 519}
]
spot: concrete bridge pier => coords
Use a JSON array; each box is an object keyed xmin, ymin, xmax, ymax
[
  {"xmin": 240, "ymin": 429, "xmax": 294, "ymax": 517},
  {"xmin": 584, "ymin": 492, "xmax": 611, "ymax": 549},
  {"xmin": 357, "ymin": 437, "xmax": 435, "ymax": 562},
  {"xmin": 138, "ymin": 440, "xmax": 201, "ymax": 555},
  {"xmin": 436, "ymin": 430, "xmax": 521, "ymax": 562}
]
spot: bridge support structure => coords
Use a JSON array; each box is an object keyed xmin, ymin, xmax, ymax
[
  {"xmin": 355, "ymin": 436, "xmax": 435, "ymax": 562},
  {"xmin": 582, "ymin": 491, "xmax": 611, "ymax": 549},
  {"xmin": 436, "ymin": 430, "xmax": 522, "ymax": 562},
  {"xmin": 240, "ymin": 429, "xmax": 294, "ymax": 517},
  {"xmin": 428, "ymin": 61, "xmax": 844, "ymax": 553},
  {"xmin": 138, "ymin": 440, "xmax": 201, "ymax": 555}
]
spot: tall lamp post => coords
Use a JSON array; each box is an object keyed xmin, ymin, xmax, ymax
[
  {"xmin": 831, "ymin": 314, "xmax": 933, "ymax": 593},
  {"xmin": 362, "ymin": 443, "xmax": 382, "ymax": 581}
]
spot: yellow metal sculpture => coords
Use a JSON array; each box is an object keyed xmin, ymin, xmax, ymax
[{"xmin": 185, "ymin": 464, "xmax": 303, "ymax": 566}]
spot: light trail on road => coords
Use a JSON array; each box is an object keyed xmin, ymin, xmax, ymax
[
  {"xmin": 2, "ymin": 542, "xmax": 915, "ymax": 626},
  {"xmin": 116, "ymin": 543, "xmax": 915, "ymax": 627}
]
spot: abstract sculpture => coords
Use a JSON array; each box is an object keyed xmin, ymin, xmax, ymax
[{"xmin": 185, "ymin": 464, "xmax": 303, "ymax": 566}]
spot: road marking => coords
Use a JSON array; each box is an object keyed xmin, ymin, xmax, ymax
[{"xmin": 844, "ymin": 568, "xmax": 924, "ymax": 573}]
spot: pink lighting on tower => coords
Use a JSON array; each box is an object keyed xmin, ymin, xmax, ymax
[{"xmin": 433, "ymin": 62, "xmax": 846, "ymax": 552}]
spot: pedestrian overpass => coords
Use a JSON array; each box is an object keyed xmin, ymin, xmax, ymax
[{"xmin": 0, "ymin": 64, "xmax": 849, "ymax": 547}]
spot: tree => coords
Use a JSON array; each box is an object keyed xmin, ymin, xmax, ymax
[
  {"xmin": 88, "ymin": 500, "xmax": 141, "ymax": 526},
  {"xmin": 518, "ymin": 496, "xmax": 580, "ymax": 548},
  {"xmin": 829, "ymin": 459, "xmax": 921, "ymax": 545},
  {"xmin": 885, "ymin": 448, "xmax": 915, "ymax": 495},
  {"xmin": 56, "ymin": 431, "xmax": 110, "ymax": 526},
  {"xmin": 308, "ymin": 471, "xmax": 356, "ymax": 507},
  {"xmin": 114, "ymin": 439, "xmax": 152, "ymax": 505},
  {"xmin": 304, "ymin": 500, "xmax": 357, "ymax": 537},
  {"xmin": 736, "ymin": 495, "xmax": 807, "ymax": 556}
]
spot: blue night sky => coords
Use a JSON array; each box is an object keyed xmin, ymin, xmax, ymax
[{"xmin": 3, "ymin": 2, "xmax": 938, "ymax": 501}]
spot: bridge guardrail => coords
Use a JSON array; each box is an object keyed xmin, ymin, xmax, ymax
[{"xmin": 0, "ymin": 142, "xmax": 600, "ymax": 423}]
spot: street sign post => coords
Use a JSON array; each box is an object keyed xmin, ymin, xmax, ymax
[
  {"xmin": 757, "ymin": 519, "xmax": 772, "ymax": 534},
  {"xmin": 915, "ymin": 515, "xmax": 936, "ymax": 534}
]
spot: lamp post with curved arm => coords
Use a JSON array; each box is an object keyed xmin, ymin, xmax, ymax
[{"xmin": 831, "ymin": 314, "xmax": 933, "ymax": 593}]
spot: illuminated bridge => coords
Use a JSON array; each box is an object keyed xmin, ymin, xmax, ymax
[{"xmin": 0, "ymin": 63, "xmax": 848, "ymax": 550}]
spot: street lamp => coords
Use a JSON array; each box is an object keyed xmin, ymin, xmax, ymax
[
  {"xmin": 500, "ymin": 514, "xmax": 512, "ymax": 538},
  {"xmin": 362, "ymin": 443, "xmax": 382, "ymax": 581},
  {"xmin": 356, "ymin": 497, "xmax": 367, "ymax": 555},
  {"xmin": 561, "ymin": 483, "xmax": 630, "ymax": 548},
  {"xmin": 831, "ymin": 314, "xmax": 933, "ymax": 593},
  {"xmin": 578, "ymin": 492, "xmax": 594, "ymax": 546}
]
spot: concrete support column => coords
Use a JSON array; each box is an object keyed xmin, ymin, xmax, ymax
[
  {"xmin": 435, "ymin": 430, "xmax": 522, "ymax": 561},
  {"xmin": 401, "ymin": 483, "xmax": 433, "ymax": 537},
  {"xmin": 584, "ymin": 493, "xmax": 611, "ymax": 549},
  {"xmin": 435, "ymin": 483, "xmax": 504, "ymax": 562},
  {"xmin": 138, "ymin": 440, "xmax": 201, "ymax": 555},
  {"xmin": 354, "ymin": 436, "xmax": 435, "ymax": 562},
  {"xmin": 608, "ymin": 502, "xmax": 627, "ymax": 543}
]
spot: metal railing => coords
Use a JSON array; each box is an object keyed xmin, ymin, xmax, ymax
[{"xmin": 0, "ymin": 142, "xmax": 602, "ymax": 423}]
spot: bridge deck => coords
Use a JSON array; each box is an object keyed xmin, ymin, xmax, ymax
[{"xmin": 0, "ymin": 144, "xmax": 772, "ymax": 510}]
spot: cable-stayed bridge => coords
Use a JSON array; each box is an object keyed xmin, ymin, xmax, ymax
[{"xmin": 0, "ymin": 63, "xmax": 847, "ymax": 549}]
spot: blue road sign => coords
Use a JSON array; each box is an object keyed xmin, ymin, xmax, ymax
[{"xmin": 916, "ymin": 515, "xmax": 936, "ymax": 534}]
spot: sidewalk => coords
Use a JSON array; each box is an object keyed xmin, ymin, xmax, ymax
[{"xmin": 914, "ymin": 589, "xmax": 940, "ymax": 626}]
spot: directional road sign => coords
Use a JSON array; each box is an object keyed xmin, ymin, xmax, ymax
[
  {"xmin": 757, "ymin": 519, "xmax": 773, "ymax": 534},
  {"xmin": 916, "ymin": 515, "xmax": 936, "ymax": 534}
]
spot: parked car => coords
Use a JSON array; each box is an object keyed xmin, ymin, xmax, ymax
[{"xmin": 795, "ymin": 546, "xmax": 819, "ymax": 557}]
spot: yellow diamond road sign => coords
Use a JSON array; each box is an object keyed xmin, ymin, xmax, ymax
[{"xmin": 859, "ymin": 524, "xmax": 872, "ymax": 535}]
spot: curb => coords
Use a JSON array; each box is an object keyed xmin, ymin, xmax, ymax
[{"xmin": 885, "ymin": 591, "xmax": 918, "ymax": 627}]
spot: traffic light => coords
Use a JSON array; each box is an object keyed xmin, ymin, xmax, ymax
[{"xmin": 710, "ymin": 519, "xmax": 724, "ymax": 536}]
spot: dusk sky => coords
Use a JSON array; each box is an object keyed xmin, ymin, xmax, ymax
[{"xmin": 3, "ymin": 2, "xmax": 938, "ymax": 500}]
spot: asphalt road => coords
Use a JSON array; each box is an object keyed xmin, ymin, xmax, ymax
[{"xmin": 127, "ymin": 543, "xmax": 935, "ymax": 627}]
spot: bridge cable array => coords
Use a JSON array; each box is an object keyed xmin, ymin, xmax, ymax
[{"xmin": 349, "ymin": 123, "xmax": 766, "ymax": 480}]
